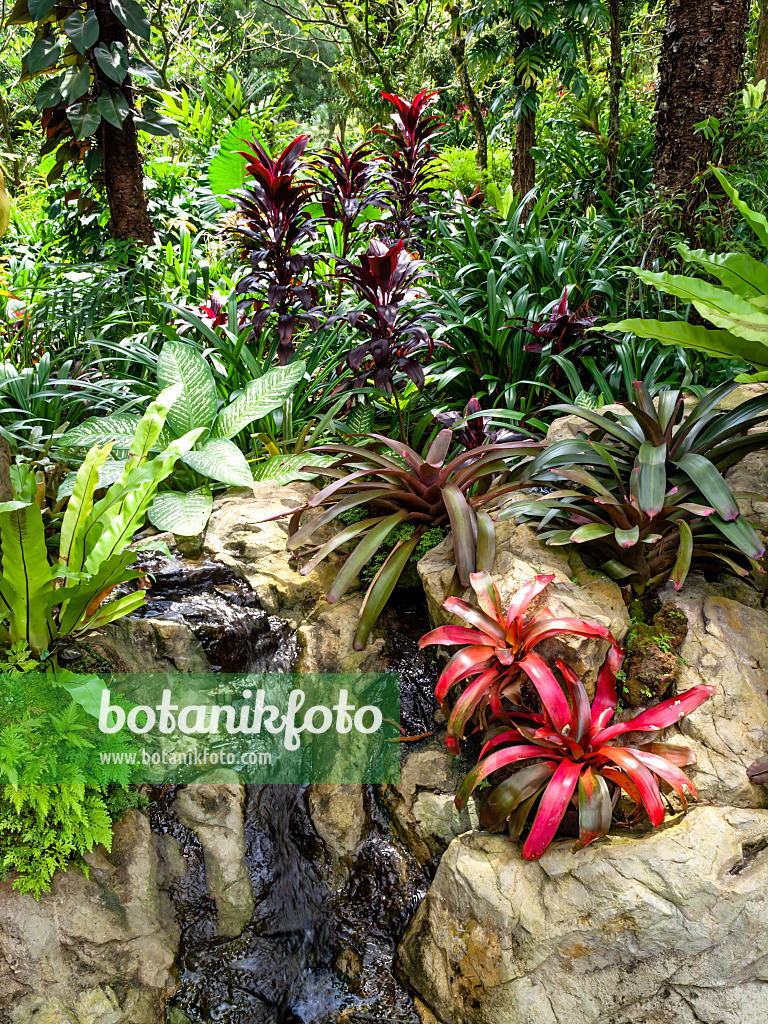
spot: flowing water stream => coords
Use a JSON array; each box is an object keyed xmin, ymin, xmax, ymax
[{"xmin": 137, "ymin": 553, "xmax": 439, "ymax": 1023}]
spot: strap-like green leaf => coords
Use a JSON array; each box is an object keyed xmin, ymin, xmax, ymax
[
  {"xmin": 354, "ymin": 534, "xmax": 421, "ymax": 650},
  {"xmin": 675, "ymin": 452, "xmax": 739, "ymax": 521},
  {"xmin": 0, "ymin": 503, "xmax": 55, "ymax": 652},
  {"xmin": 637, "ymin": 442, "xmax": 667, "ymax": 518},
  {"xmin": 671, "ymin": 520, "xmax": 693, "ymax": 590},
  {"xmin": 442, "ymin": 482, "xmax": 477, "ymax": 586},
  {"xmin": 59, "ymin": 441, "xmax": 115, "ymax": 575},
  {"xmin": 712, "ymin": 167, "xmax": 768, "ymax": 249}
]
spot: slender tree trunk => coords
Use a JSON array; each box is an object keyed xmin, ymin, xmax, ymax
[
  {"xmin": 653, "ymin": 0, "xmax": 750, "ymax": 195},
  {"xmin": 513, "ymin": 26, "xmax": 537, "ymax": 202},
  {"xmin": 756, "ymin": 0, "xmax": 768, "ymax": 85},
  {"xmin": 449, "ymin": 4, "xmax": 487, "ymax": 171},
  {"xmin": 93, "ymin": 0, "xmax": 154, "ymax": 243},
  {"xmin": 607, "ymin": 0, "xmax": 622, "ymax": 196}
]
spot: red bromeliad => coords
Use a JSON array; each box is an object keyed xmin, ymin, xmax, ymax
[
  {"xmin": 420, "ymin": 572, "xmax": 616, "ymax": 753},
  {"xmin": 453, "ymin": 645, "xmax": 713, "ymax": 859}
]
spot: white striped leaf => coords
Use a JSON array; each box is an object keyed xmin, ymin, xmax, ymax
[
  {"xmin": 148, "ymin": 486, "xmax": 213, "ymax": 536},
  {"xmin": 157, "ymin": 340, "xmax": 218, "ymax": 438},
  {"xmin": 182, "ymin": 437, "xmax": 253, "ymax": 487}
]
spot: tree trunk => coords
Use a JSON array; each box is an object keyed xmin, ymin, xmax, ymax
[
  {"xmin": 756, "ymin": 0, "xmax": 768, "ymax": 85},
  {"xmin": 93, "ymin": 0, "xmax": 154, "ymax": 243},
  {"xmin": 653, "ymin": 0, "xmax": 750, "ymax": 195},
  {"xmin": 513, "ymin": 106, "xmax": 536, "ymax": 198},
  {"xmin": 607, "ymin": 0, "xmax": 622, "ymax": 196},
  {"xmin": 449, "ymin": 4, "xmax": 487, "ymax": 171},
  {"xmin": 513, "ymin": 26, "xmax": 537, "ymax": 202}
]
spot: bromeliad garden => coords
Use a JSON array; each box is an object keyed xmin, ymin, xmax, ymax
[{"xmin": 1, "ymin": 2, "xmax": 768, "ymax": 1022}]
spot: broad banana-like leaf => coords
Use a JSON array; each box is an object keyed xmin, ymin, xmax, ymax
[
  {"xmin": 0, "ymin": 503, "xmax": 55, "ymax": 652},
  {"xmin": 211, "ymin": 362, "xmax": 306, "ymax": 439},
  {"xmin": 606, "ymin": 318, "xmax": 768, "ymax": 370},
  {"xmin": 677, "ymin": 244, "xmax": 768, "ymax": 299},
  {"xmin": 181, "ymin": 437, "xmax": 253, "ymax": 487},
  {"xmin": 157, "ymin": 341, "xmax": 217, "ymax": 438},
  {"xmin": 59, "ymin": 441, "xmax": 115, "ymax": 577},
  {"xmin": 712, "ymin": 167, "xmax": 768, "ymax": 249},
  {"xmin": 633, "ymin": 269, "xmax": 768, "ymax": 348}
]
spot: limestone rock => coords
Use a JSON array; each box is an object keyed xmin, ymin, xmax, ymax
[
  {"xmin": 659, "ymin": 580, "xmax": 768, "ymax": 809},
  {"xmin": 203, "ymin": 482, "xmax": 340, "ymax": 621},
  {"xmin": 381, "ymin": 744, "xmax": 477, "ymax": 867},
  {"xmin": 88, "ymin": 615, "xmax": 211, "ymax": 673},
  {"xmin": 307, "ymin": 785, "xmax": 367, "ymax": 866},
  {"xmin": 0, "ymin": 811, "xmax": 183, "ymax": 1023},
  {"xmin": 398, "ymin": 805, "xmax": 768, "ymax": 1024},
  {"xmin": 173, "ymin": 778, "xmax": 254, "ymax": 939},
  {"xmin": 417, "ymin": 520, "xmax": 629, "ymax": 691},
  {"xmin": 726, "ymin": 449, "xmax": 768, "ymax": 531}
]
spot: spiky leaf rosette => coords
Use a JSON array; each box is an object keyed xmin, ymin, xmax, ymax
[
  {"xmin": 455, "ymin": 646, "xmax": 713, "ymax": 859},
  {"xmin": 505, "ymin": 381, "xmax": 768, "ymax": 595},
  {"xmin": 420, "ymin": 572, "xmax": 617, "ymax": 753},
  {"xmin": 260, "ymin": 430, "xmax": 542, "ymax": 649}
]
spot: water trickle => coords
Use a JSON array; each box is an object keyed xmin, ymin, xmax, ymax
[
  {"xmin": 133, "ymin": 552, "xmax": 297, "ymax": 673},
  {"xmin": 143, "ymin": 562, "xmax": 440, "ymax": 1023}
]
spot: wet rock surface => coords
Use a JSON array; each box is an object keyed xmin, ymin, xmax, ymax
[
  {"xmin": 89, "ymin": 553, "xmax": 297, "ymax": 674},
  {"xmin": 203, "ymin": 483, "xmax": 340, "ymax": 622},
  {"xmin": 398, "ymin": 806, "xmax": 768, "ymax": 1024},
  {"xmin": 152, "ymin": 783, "xmax": 433, "ymax": 1024},
  {"xmin": 173, "ymin": 777, "xmax": 255, "ymax": 940},
  {"xmin": 0, "ymin": 810, "xmax": 184, "ymax": 1024}
]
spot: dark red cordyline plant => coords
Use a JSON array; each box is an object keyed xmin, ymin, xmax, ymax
[
  {"xmin": 520, "ymin": 287, "xmax": 599, "ymax": 358},
  {"xmin": 314, "ymin": 140, "xmax": 387, "ymax": 256},
  {"xmin": 231, "ymin": 134, "xmax": 320, "ymax": 364},
  {"xmin": 337, "ymin": 238, "xmax": 442, "ymax": 399},
  {"xmin": 435, "ymin": 397, "xmax": 530, "ymax": 451},
  {"xmin": 451, "ymin": 640, "xmax": 713, "ymax": 859},
  {"xmin": 378, "ymin": 89, "xmax": 445, "ymax": 241},
  {"xmin": 260, "ymin": 428, "xmax": 542, "ymax": 649},
  {"xmin": 420, "ymin": 572, "xmax": 616, "ymax": 753}
]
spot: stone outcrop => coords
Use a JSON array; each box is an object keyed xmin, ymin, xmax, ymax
[
  {"xmin": 399, "ymin": 806, "xmax": 768, "ymax": 1024},
  {"xmin": 659, "ymin": 580, "xmax": 768, "ymax": 809},
  {"xmin": 173, "ymin": 777, "xmax": 255, "ymax": 939},
  {"xmin": 418, "ymin": 520, "xmax": 629, "ymax": 691},
  {"xmin": 0, "ymin": 811, "xmax": 183, "ymax": 1024},
  {"xmin": 203, "ymin": 481, "xmax": 339, "ymax": 622}
]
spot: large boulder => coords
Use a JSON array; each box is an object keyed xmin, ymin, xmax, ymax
[
  {"xmin": 726, "ymin": 449, "xmax": 768, "ymax": 532},
  {"xmin": 0, "ymin": 810, "xmax": 183, "ymax": 1024},
  {"xmin": 418, "ymin": 520, "xmax": 629, "ymax": 691},
  {"xmin": 398, "ymin": 805, "xmax": 768, "ymax": 1024},
  {"xmin": 659, "ymin": 580, "xmax": 768, "ymax": 809},
  {"xmin": 88, "ymin": 615, "xmax": 212, "ymax": 674},
  {"xmin": 173, "ymin": 777, "xmax": 255, "ymax": 939},
  {"xmin": 203, "ymin": 482, "xmax": 340, "ymax": 622}
]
